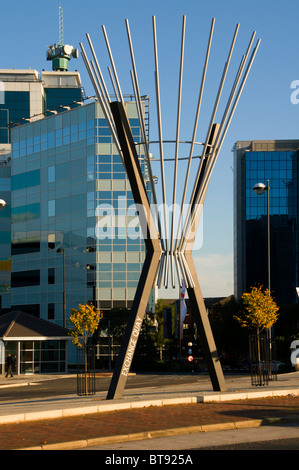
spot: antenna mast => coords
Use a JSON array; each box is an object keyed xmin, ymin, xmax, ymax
[
  {"xmin": 59, "ymin": 6, "xmax": 64, "ymax": 46},
  {"xmin": 47, "ymin": 5, "xmax": 79, "ymax": 71}
]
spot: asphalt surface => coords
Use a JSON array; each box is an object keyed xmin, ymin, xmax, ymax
[
  {"xmin": 0, "ymin": 371, "xmax": 299, "ymax": 451},
  {"xmin": 201, "ymin": 437, "xmax": 299, "ymax": 450},
  {"xmin": 0, "ymin": 373, "xmax": 210, "ymax": 401}
]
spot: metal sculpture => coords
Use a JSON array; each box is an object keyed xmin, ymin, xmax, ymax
[{"xmin": 80, "ymin": 16, "xmax": 260, "ymax": 399}]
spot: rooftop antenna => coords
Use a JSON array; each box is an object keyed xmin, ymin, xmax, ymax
[
  {"xmin": 59, "ymin": 5, "xmax": 64, "ymax": 46},
  {"xmin": 46, "ymin": 5, "xmax": 79, "ymax": 71}
]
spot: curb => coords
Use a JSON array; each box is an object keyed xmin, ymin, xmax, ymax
[
  {"xmin": 1, "ymin": 388, "xmax": 299, "ymax": 425},
  {"xmin": 17, "ymin": 415, "xmax": 299, "ymax": 450},
  {"xmin": 199, "ymin": 388, "xmax": 299, "ymax": 402}
]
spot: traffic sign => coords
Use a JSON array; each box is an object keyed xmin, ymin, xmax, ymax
[{"xmin": 187, "ymin": 355, "xmax": 193, "ymax": 362}]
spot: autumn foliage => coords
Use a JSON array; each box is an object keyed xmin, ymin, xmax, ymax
[
  {"xmin": 69, "ymin": 303, "xmax": 102, "ymax": 348},
  {"xmin": 236, "ymin": 286, "xmax": 279, "ymax": 335}
]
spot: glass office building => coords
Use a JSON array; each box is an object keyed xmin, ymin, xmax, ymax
[
  {"xmin": 0, "ymin": 69, "xmax": 85, "ymax": 313},
  {"xmin": 234, "ymin": 140, "xmax": 299, "ymax": 305},
  {"xmin": 42, "ymin": 70, "xmax": 83, "ymax": 114},
  {"xmin": 0, "ymin": 146, "xmax": 11, "ymax": 304},
  {"xmin": 4, "ymin": 100, "xmax": 146, "ymax": 326},
  {"xmin": 0, "ymin": 70, "xmax": 44, "ymax": 144},
  {"xmin": 0, "ymin": 62, "xmax": 152, "ymax": 370}
]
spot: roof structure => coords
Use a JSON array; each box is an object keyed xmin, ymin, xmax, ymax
[{"xmin": 0, "ymin": 311, "xmax": 70, "ymax": 340}]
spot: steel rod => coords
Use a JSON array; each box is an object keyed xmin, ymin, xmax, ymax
[
  {"xmin": 164, "ymin": 250, "xmax": 169, "ymax": 287},
  {"xmin": 190, "ymin": 23, "xmax": 239, "ymax": 205},
  {"xmin": 179, "ymin": 23, "xmax": 240, "ymax": 251},
  {"xmin": 183, "ymin": 38, "xmax": 260, "ymax": 251},
  {"xmin": 86, "ymin": 33, "xmax": 111, "ymax": 106},
  {"xmin": 170, "ymin": 15, "xmax": 186, "ymax": 266},
  {"xmin": 175, "ymin": 18, "xmax": 215, "ymax": 251},
  {"xmin": 156, "ymin": 251, "xmax": 165, "ymax": 288},
  {"xmin": 152, "ymin": 16, "xmax": 169, "ymax": 257},
  {"xmin": 90, "ymin": 61, "xmax": 115, "ymax": 128},
  {"xmin": 108, "ymin": 66, "xmax": 120, "ymax": 101},
  {"xmin": 129, "ymin": 70, "xmax": 164, "ymax": 252},
  {"xmin": 86, "ymin": 34, "xmax": 119, "ymax": 144},
  {"xmin": 126, "ymin": 19, "xmax": 164, "ymax": 252},
  {"xmin": 79, "ymin": 42, "xmax": 123, "ymax": 158},
  {"xmin": 101, "ymin": 24, "xmax": 124, "ymax": 104}
]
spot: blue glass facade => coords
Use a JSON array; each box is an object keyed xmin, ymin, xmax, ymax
[
  {"xmin": 234, "ymin": 141, "xmax": 299, "ymax": 305},
  {"xmin": 0, "ymin": 91, "xmax": 30, "ymax": 143},
  {"xmin": 0, "ymin": 162, "xmax": 11, "ymax": 300},
  {"xmin": 44, "ymin": 87, "xmax": 83, "ymax": 113},
  {"xmin": 6, "ymin": 101, "xmax": 146, "ymax": 324}
]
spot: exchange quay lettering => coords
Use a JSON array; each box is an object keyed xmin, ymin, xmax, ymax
[{"xmin": 121, "ymin": 316, "xmax": 142, "ymax": 377}]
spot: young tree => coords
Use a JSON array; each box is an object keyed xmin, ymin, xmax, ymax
[
  {"xmin": 237, "ymin": 286, "xmax": 279, "ymax": 335},
  {"xmin": 69, "ymin": 304, "xmax": 102, "ymax": 394},
  {"xmin": 69, "ymin": 303, "xmax": 102, "ymax": 349},
  {"xmin": 154, "ymin": 299, "xmax": 175, "ymax": 361},
  {"xmin": 235, "ymin": 286, "xmax": 279, "ymax": 384}
]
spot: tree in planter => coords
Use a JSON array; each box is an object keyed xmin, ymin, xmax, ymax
[
  {"xmin": 69, "ymin": 304, "xmax": 102, "ymax": 394},
  {"xmin": 235, "ymin": 286, "xmax": 279, "ymax": 384},
  {"xmin": 154, "ymin": 299, "xmax": 175, "ymax": 362}
]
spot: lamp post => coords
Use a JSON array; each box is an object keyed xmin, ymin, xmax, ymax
[
  {"xmin": 253, "ymin": 181, "xmax": 270, "ymax": 293},
  {"xmin": 253, "ymin": 180, "xmax": 275, "ymax": 380},
  {"xmin": 0, "ymin": 199, "xmax": 6, "ymax": 322},
  {"xmin": 57, "ymin": 248, "xmax": 66, "ymax": 328}
]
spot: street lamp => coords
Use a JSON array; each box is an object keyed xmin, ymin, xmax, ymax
[
  {"xmin": 57, "ymin": 248, "xmax": 66, "ymax": 328},
  {"xmin": 253, "ymin": 180, "xmax": 275, "ymax": 380},
  {"xmin": 253, "ymin": 180, "xmax": 270, "ymax": 292},
  {"xmin": 0, "ymin": 199, "xmax": 6, "ymax": 321}
]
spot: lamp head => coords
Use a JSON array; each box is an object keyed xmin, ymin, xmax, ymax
[{"xmin": 253, "ymin": 182, "xmax": 266, "ymax": 195}]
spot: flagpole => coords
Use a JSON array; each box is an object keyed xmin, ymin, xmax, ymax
[
  {"xmin": 179, "ymin": 279, "xmax": 188, "ymax": 362},
  {"xmin": 178, "ymin": 287, "xmax": 181, "ymax": 361}
]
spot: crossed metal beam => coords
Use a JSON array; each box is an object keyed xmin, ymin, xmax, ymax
[{"xmin": 80, "ymin": 16, "xmax": 260, "ymax": 399}]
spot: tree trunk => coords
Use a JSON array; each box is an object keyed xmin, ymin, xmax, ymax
[
  {"xmin": 84, "ymin": 346, "xmax": 88, "ymax": 395},
  {"xmin": 256, "ymin": 328, "xmax": 262, "ymax": 386}
]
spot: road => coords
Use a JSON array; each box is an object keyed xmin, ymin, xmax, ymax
[
  {"xmin": 81, "ymin": 424, "xmax": 299, "ymax": 451},
  {"xmin": 0, "ymin": 373, "xmax": 211, "ymax": 401}
]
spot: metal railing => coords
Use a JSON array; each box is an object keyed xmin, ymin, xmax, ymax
[
  {"xmin": 76, "ymin": 345, "xmax": 96, "ymax": 396},
  {"xmin": 249, "ymin": 333, "xmax": 277, "ymax": 386}
]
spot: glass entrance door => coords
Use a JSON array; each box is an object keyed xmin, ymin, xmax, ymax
[{"xmin": 20, "ymin": 341, "xmax": 40, "ymax": 374}]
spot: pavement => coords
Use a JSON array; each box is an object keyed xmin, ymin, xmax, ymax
[{"xmin": 0, "ymin": 371, "xmax": 299, "ymax": 450}]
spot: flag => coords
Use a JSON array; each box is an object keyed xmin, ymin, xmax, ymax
[{"xmin": 180, "ymin": 279, "xmax": 187, "ymax": 336}]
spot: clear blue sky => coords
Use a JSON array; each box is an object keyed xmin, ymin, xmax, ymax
[{"xmin": 1, "ymin": 0, "xmax": 299, "ymax": 298}]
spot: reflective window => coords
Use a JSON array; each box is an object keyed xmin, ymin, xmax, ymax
[
  {"xmin": 12, "ymin": 237, "xmax": 40, "ymax": 255},
  {"xmin": 48, "ymin": 200, "xmax": 55, "ymax": 217},
  {"xmin": 11, "ymin": 269, "xmax": 40, "ymax": 288},
  {"xmin": 48, "ymin": 166, "xmax": 55, "ymax": 183},
  {"xmin": 12, "ymin": 170, "xmax": 40, "ymax": 190},
  {"xmin": 0, "ymin": 91, "xmax": 30, "ymax": 144},
  {"xmin": 12, "ymin": 203, "xmax": 40, "ymax": 222}
]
